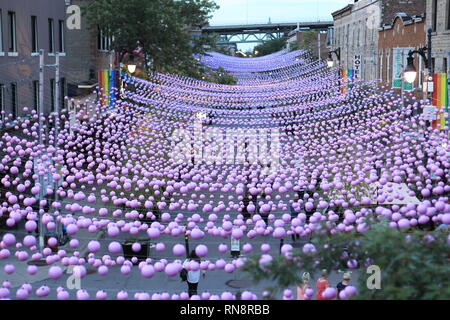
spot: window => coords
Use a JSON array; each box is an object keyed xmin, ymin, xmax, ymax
[
  {"xmin": 444, "ymin": 58, "xmax": 448, "ymax": 74},
  {"xmin": 48, "ymin": 19, "xmax": 54, "ymax": 53},
  {"xmin": 8, "ymin": 12, "xmax": 17, "ymax": 52},
  {"xmin": 447, "ymin": 0, "xmax": 450, "ymax": 30},
  {"xmin": 33, "ymin": 81, "xmax": 39, "ymax": 112},
  {"xmin": 431, "ymin": 57, "xmax": 436, "ymax": 74},
  {"xmin": 0, "ymin": 84, "xmax": 4, "ymax": 120},
  {"xmin": 50, "ymin": 79, "xmax": 55, "ymax": 112},
  {"xmin": 0, "ymin": 11, "xmax": 3, "ymax": 52},
  {"xmin": 432, "ymin": 0, "xmax": 438, "ymax": 32},
  {"xmin": 60, "ymin": 78, "xmax": 66, "ymax": 109},
  {"xmin": 97, "ymin": 28, "xmax": 112, "ymax": 51},
  {"xmin": 11, "ymin": 83, "xmax": 17, "ymax": 119},
  {"xmin": 58, "ymin": 20, "xmax": 65, "ymax": 52},
  {"xmin": 31, "ymin": 16, "xmax": 38, "ymax": 53}
]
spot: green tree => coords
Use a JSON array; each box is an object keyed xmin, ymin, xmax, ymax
[
  {"xmin": 242, "ymin": 219, "xmax": 450, "ymax": 300},
  {"xmin": 84, "ymin": 0, "xmax": 219, "ymax": 73},
  {"xmin": 253, "ymin": 38, "xmax": 286, "ymax": 57}
]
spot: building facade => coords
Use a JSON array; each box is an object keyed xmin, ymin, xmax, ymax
[
  {"xmin": 426, "ymin": 0, "xmax": 450, "ymax": 76},
  {"xmin": 378, "ymin": 13, "xmax": 426, "ymax": 90},
  {"xmin": 331, "ymin": 0, "xmax": 426, "ymax": 83},
  {"xmin": 0, "ymin": 0, "xmax": 68, "ymax": 121},
  {"xmin": 65, "ymin": 0, "xmax": 111, "ymax": 96}
]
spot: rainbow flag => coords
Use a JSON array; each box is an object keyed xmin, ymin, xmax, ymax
[
  {"xmin": 341, "ymin": 69, "xmax": 353, "ymax": 95},
  {"xmin": 98, "ymin": 69, "xmax": 119, "ymax": 108},
  {"xmin": 432, "ymin": 73, "xmax": 449, "ymax": 130}
]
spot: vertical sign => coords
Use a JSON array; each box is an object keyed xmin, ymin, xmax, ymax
[
  {"xmin": 354, "ymin": 54, "xmax": 362, "ymax": 80},
  {"xmin": 392, "ymin": 48, "xmax": 413, "ymax": 91}
]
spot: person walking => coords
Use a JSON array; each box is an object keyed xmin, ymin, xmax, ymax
[
  {"xmin": 316, "ymin": 269, "xmax": 330, "ymax": 300},
  {"xmin": 336, "ymin": 272, "xmax": 351, "ymax": 299},
  {"xmin": 182, "ymin": 250, "xmax": 205, "ymax": 297},
  {"xmin": 297, "ymin": 272, "xmax": 310, "ymax": 300}
]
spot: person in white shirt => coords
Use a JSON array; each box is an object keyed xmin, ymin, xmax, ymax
[{"xmin": 182, "ymin": 250, "xmax": 206, "ymax": 297}]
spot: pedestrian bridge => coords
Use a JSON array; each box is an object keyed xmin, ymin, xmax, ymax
[{"xmin": 202, "ymin": 21, "xmax": 333, "ymax": 45}]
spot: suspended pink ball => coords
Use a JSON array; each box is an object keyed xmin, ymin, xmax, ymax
[
  {"xmin": 242, "ymin": 243, "xmax": 252, "ymax": 253},
  {"xmin": 48, "ymin": 266, "xmax": 63, "ymax": 279},
  {"xmin": 87, "ymin": 240, "xmax": 101, "ymax": 253},
  {"xmin": 231, "ymin": 228, "xmax": 243, "ymax": 239},
  {"xmin": 16, "ymin": 288, "xmax": 29, "ymax": 300},
  {"xmin": 132, "ymin": 242, "xmax": 142, "ymax": 252},
  {"xmin": 218, "ymin": 244, "xmax": 228, "ymax": 253},
  {"xmin": 25, "ymin": 220, "xmax": 37, "ymax": 232},
  {"xmin": 2, "ymin": 234, "xmax": 16, "ymax": 247},
  {"xmin": 117, "ymin": 291, "xmax": 128, "ymax": 300},
  {"xmin": 96, "ymin": 290, "xmax": 107, "ymax": 300},
  {"xmin": 27, "ymin": 265, "xmax": 38, "ymax": 275},
  {"xmin": 172, "ymin": 244, "xmax": 186, "ymax": 256},
  {"xmin": 4, "ymin": 264, "xmax": 15, "ymax": 274},
  {"xmin": 98, "ymin": 265, "xmax": 108, "ymax": 276},
  {"xmin": 76, "ymin": 289, "xmax": 90, "ymax": 300},
  {"xmin": 164, "ymin": 263, "xmax": 179, "ymax": 277},
  {"xmin": 155, "ymin": 243, "xmax": 165, "ymax": 252},
  {"xmin": 442, "ymin": 214, "xmax": 450, "ymax": 225},
  {"xmin": 69, "ymin": 239, "xmax": 79, "ymax": 248},
  {"xmin": 272, "ymin": 227, "xmax": 286, "ymax": 239},
  {"xmin": 195, "ymin": 244, "xmax": 208, "ymax": 257},
  {"xmin": 108, "ymin": 241, "xmax": 122, "ymax": 254},
  {"xmin": 224, "ymin": 263, "xmax": 235, "ymax": 273},
  {"xmin": 141, "ymin": 264, "xmax": 155, "ymax": 278},
  {"xmin": 23, "ymin": 235, "xmax": 36, "ymax": 247},
  {"xmin": 147, "ymin": 228, "xmax": 160, "ymax": 239}
]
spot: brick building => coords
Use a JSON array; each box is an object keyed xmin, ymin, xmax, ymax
[
  {"xmin": 378, "ymin": 13, "xmax": 426, "ymax": 90},
  {"xmin": 65, "ymin": 0, "xmax": 111, "ymax": 96},
  {"xmin": 331, "ymin": 0, "xmax": 426, "ymax": 83},
  {"xmin": 0, "ymin": 0, "xmax": 68, "ymax": 121}
]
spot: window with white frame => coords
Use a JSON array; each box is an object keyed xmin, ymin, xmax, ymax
[
  {"xmin": 31, "ymin": 16, "xmax": 38, "ymax": 53},
  {"xmin": 48, "ymin": 18, "xmax": 54, "ymax": 53},
  {"xmin": 50, "ymin": 79, "xmax": 55, "ymax": 112},
  {"xmin": 32, "ymin": 80, "xmax": 39, "ymax": 112},
  {"xmin": 11, "ymin": 82, "xmax": 18, "ymax": 119},
  {"xmin": 447, "ymin": 0, "xmax": 450, "ymax": 30},
  {"xmin": 0, "ymin": 10, "xmax": 4, "ymax": 52},
  {"xmin": 98, "ymin": 28, "xmax": 112, "ymax": 51},
  {"xmin": 8, "ymin": 11, "xmax": 17, "ymax": 52},
  {"xmin": 0, "ymin": 84, "xmax": 4, "ymax": 120},
  {"xmin": 59, "ymin": 20, "xmax": 65, "ymax": 52}
]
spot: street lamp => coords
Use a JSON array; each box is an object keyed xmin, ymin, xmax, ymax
[
  {"xmin": 404, "ymin": 55, "xmax": 417, "ymax": 84},
  {"xmin": 403, "ymin": 47, "xmax": 429, "ymax": 84},
  {"xmin": 327, "ymin": 47, "xmax": 341, "ymax": 68},
  {"xmin": 127, "ymin": 54, "xmax": 136, "ymax": 74}
]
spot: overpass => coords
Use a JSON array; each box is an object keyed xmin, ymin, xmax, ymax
[{"xmin": 202, "ymin": 21, "xmax": 333, "ymax": 45}]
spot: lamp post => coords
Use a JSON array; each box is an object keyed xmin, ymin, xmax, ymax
[
  {"xmin": 328, "ymin": 48, "xmax": 341, "ymax": 91},
  {"xmin": 327, "ymin": 47, "xmax": 341, "ymax": 68},
  {"xmin": 403, "ymin": 29, "xmax": 433, "ymax": 100}
]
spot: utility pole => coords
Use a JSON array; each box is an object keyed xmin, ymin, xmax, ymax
[
  {"xmin": 38, "ymin": 49, "xmax": 45, "ymax": 251},
  {"xmin": 318, "ymin": 32, "xmax": 321, "ymax": 61},
  {"xmin": 55, "ymin": 52, "xmax": 60, "ymax": 142},
  {"xmin": 54, "ymin": 53, "xmax": 60, "ymax": 213}
]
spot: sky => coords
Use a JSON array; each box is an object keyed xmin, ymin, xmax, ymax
[{"xmin": 209, "ymin": 0, "xmax": 351, "ymax": 51}]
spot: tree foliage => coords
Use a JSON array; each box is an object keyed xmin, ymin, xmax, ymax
[
  {"xmin": 253, "ymin": 38, "xmax": 286, "ymax": 57},
  {"xmin": 242, "ymin": 218, "xmax": 450, "ymax": 300},
  {"xmin": 84, "ymin": 0, "xmax": 219, "ymax": 73}
]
